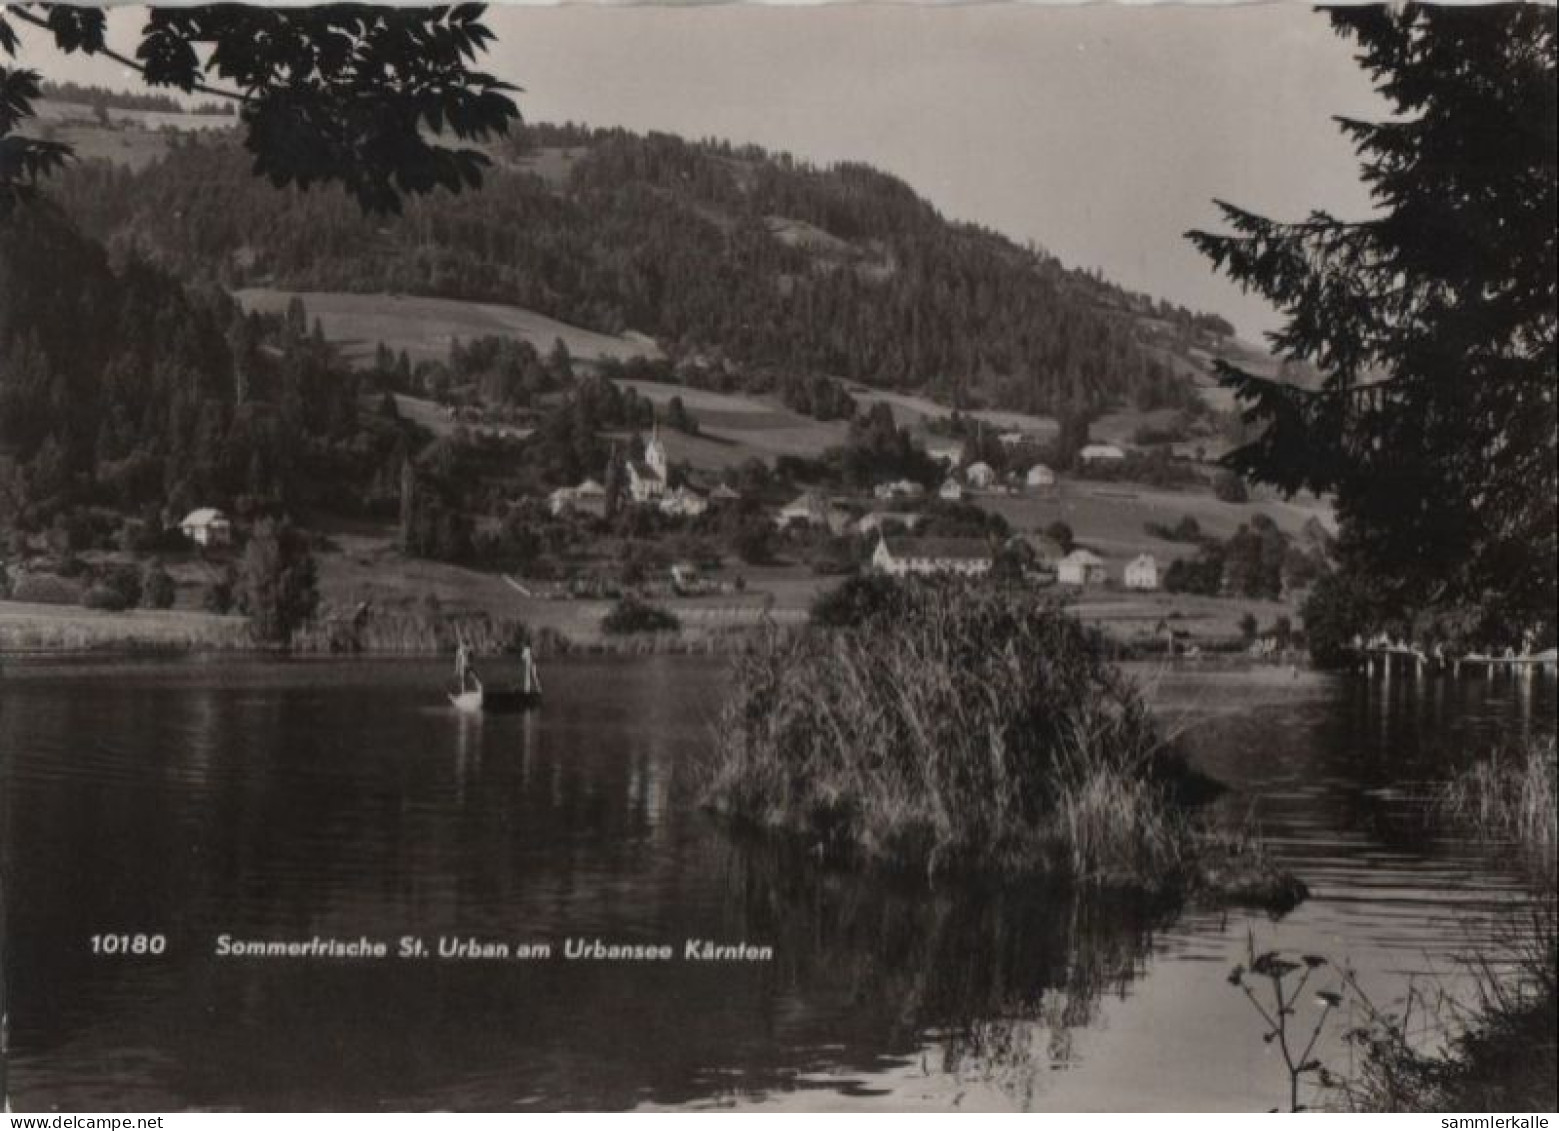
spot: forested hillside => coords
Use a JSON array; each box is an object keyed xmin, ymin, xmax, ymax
[
  {"xmin": 49, "ymin": 122, "xmax": 1231, "ymax": 417},
  {"xmin": 0, "ymin": 202, "xmax": 411, "ymax": 539}
]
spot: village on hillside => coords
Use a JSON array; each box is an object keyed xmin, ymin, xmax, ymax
[
  {"xmin": 0, "ymin": 325, "xmax": 1332, "ymax": 658},
  {"xmin": 0, "ymin": 89, "xmax": 1345, "ymax": 656}
]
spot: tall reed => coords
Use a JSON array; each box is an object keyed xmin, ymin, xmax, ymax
[
  {"xmin": 1338, "ymin": 740, "xmax": 1559, "ymax": 1111},
  {"xmin": 1437, "ymin": 738, "xmax": 1558, "ymax": 874},
  {"xmin": 288, "ymin": 607, "xmax": 535, "ymax": 655},
  {"xmin": 704, "ymin": 580, "xmax": 1283, "ymax": 895}
]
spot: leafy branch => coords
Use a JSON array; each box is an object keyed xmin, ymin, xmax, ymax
[{"xmin": 0, "ymin": 3, "xmax": 522, "ymax": 217}]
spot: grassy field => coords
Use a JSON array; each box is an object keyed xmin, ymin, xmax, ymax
[
  {"xmin": 610, "ymin": 378, "xmax": 849, "ymax": 469},
  {"xmin": 35, "ymin": 99, "xmax": 233, "ymax": 134},
  {"xmin": 389, "ymin": 394, "xmax": 460, "ymax": 438},
  {"xmin": 981, "ymin": 478, "xmax": 1332, "ymax": 566},
  {"xmin": 843, "ymin": 384, "xmax": 1060, "ymax": 441},
  {"xmin": 27, "ymin": 101, "xmax": 230, "ymax": 171},
  {"xmin": 498, "ymin": 145, "xmax": 587, "ymax": 188},
  {"xmin": 1066, "ymin": 591, "xmax": 1297, "ymax": 646},
  {"xmin": 310, "ymin": 516, "xmax": 1292, "ymax": 654},
  {"xmin": 1091, "ymin": 406, "xmax": 1186, "ymax": 447},
  {"xmin": 0, "ymin": 600, "xmax": 249, "ymax": 651},
  {"xmin": 235, "ymin": 289, "xmax": 661, "ymax": 368},
  {"xmin": 243, "ymin": 290, "xmax": 1284, "ymax": 483},
  {"xmin": 311, "ymin": 529, "xmax": 808, "ymax": 646},
  {"xmin": 231, "ymin": 288, "xmax": 841, "ymax": 469},
  {"xmin": 4, "ymin": 517, "xmax": 1304, "ymax": 655}
]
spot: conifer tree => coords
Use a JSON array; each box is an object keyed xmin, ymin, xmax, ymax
[{"xmin": 1188, "ymin": 4, "xmax": 1556, "ymax": 641}]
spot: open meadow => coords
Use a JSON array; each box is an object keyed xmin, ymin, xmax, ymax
[
  {"xmin": 306, "ymin": 520, "xmax": 1291, "ymax": 653},
  {"xmin": 235, "ymin": 288, "xmax": 660, "ymax": 367},
  {"xmin": 843, "ymin": 384, "xmax": 1061, "ymax": 441},
  {"xmin": 308, "ymin": 527, "xmax": 810, "ymax": 647},
  {"xmin": 610, "ymin": 378, "xmax": 850, "ymax": 468},
  {"xmin": 981, "ymin": 478, "xmax": 1333, "ymax": 566},
  {"xmin": 27, "ymin": 100, "xmax": 231, "ymax": 171}
]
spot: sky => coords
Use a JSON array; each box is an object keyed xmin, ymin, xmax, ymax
[{"xmin": 16, "ymin": 2, "xmax": 1391, "ymax": 339}]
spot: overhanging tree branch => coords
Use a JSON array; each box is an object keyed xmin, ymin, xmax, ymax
[{"xmin": 6, "ymin": 6, "xmax": 248, "ymax": 103}]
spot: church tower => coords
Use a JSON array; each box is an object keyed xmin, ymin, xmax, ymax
[{"xmin": 645, "ymin": 421, "xmax": 668, "ymax": 482}]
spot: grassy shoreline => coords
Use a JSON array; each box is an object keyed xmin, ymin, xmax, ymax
[
  {"xmin": 3, "ymin": 592, "xmax": 1312, "ymax": 665},
  {"xmin": 0, "ymin": 600, "xmax": 254, "ymax": 653}
]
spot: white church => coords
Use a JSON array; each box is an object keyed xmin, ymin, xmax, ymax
[{"xmin": 626, "ymin": 426, "xmax": 669, "ymax": 503}]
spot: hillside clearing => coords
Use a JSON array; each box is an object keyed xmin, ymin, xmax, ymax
[
  {"xmin": 844, "ymin": 384, "xmax": 1061, "ymax": 440},
  {"xmin": 234, "ymin": 289, "xmax": 660, "ymax": 367},
  {"xmin": 981, "ymin": 479, "xmax": 1334, "ymax": 568}
]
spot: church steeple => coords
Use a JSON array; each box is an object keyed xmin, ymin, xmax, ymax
[{"xmin": 646, "ymin": 419, "xmax": 667, "ymax": 479}]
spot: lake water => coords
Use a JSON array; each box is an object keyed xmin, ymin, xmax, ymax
[{"xmin": 1, "ymin": 655, "xmax": 1552, "ymax": 1111}]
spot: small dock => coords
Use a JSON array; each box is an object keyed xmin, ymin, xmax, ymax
[{"xmin": 1359, "ymin": 641, "xmax": 1557, "ymax": 677}]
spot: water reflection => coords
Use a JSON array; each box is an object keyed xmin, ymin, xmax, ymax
[{"xmin": 0, "ymin": 657, "xmax": 1551, "ymax": 1110}]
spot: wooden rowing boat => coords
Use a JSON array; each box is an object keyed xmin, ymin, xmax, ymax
[
  {"xmin": 449, "ymin": 642, "xmax": 543, "ymax": 713},
  {"xmin": 448, "ymin": 679, "xmax": 542, "ymax": 714}
]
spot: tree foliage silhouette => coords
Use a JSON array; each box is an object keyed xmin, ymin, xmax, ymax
[
  {"xmin": 0, "ymin": 3, "xmax": 518, "ymax": 216},
  {"xmin": 1188, "ymin": 4, "xmax": 1556, "ymax": 641}
]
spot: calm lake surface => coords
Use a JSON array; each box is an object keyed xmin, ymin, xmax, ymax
[{"xmin": 2, "ymin": 654, "xmax": 1552, "ymax": 1111}]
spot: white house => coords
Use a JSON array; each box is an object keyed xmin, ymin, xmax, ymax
[
  {"xmin": 997, "ymin": 430, "xmax": 1029, "ymax": 447},
  {"xmin": 964, "ymin": 461, "xmax": 997, "ymax": 489},
  {"xmin": 1124, "ymin": 553, "xmax": 1160, "ymax": 591},
  {"xmin": 775, "ymin": 491, "xmax": 850, "ymax": 533},
  {"xmin": 1025, "ymin": 464, "xmax": 1056, "ymax": 489},
  {"xmin": 709, "ymin": 483, "xmax": 742, "ymax": 505},
  {"xmin": 938, "ymin": 479, "xmax": 965, "ymax": 502},
  {"xmin": 179, "ymin": 507, "xmax": 233, "ymax": 547},
  {"xmin": 1056, "ymin": 549, "xmax": 1107, "ymax": 586},
  {"xmin": 659, "ymin": 486, "xmax": 708, "ymax": 518},
  {"xmin": 873, "ymin": 478, "xmax": 925, "ymax": 500},
  {"xmin": 872, "ymin": 534, "xmax": 992, "ymax": 578},
  {"xmin": 926, "ymin": 440, "xmax": 965, "ymax": 467},
  {"xmin": 626, "ymin": 427, "xmax": 669, "ymax": 502},
  {"xmin": 548, "ymin": 478, "xmax": 608, "ymax": 517},
  {"xmin": 1080, "ymin": 443, "xmax": 1127, "ymax": 464},
  {"xmin": 856, "ymin": 511, "xmax": 926, "ymax": 536}
]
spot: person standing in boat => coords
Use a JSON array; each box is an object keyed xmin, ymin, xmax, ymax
[
  {"xmin": 520, "ymin": 643, "xmax": 542, "ymax": 695},
  {"xmin": 455, "ymin": 640, "xmax": 480, "ymax": 693}
]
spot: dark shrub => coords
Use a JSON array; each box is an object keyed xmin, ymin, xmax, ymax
[
  {"xmin": 601, "ymin": 597, "xmax": 681, "ymax": 635},
  {"xmin": 203, "ymin": 568, "xmax": 237, "ymax": 614},
  {"xmin": 1213, "ymin": 470, "xmax": 1249, "ymax": 503},
  {"xmin": 810, "ymin": 573, "xmax": 904, "ymax": 627},
  {"xmin": 100, "ymin": 563, "xmax": 142, "ymax": 609},
  {"xmin": 83, "ymin": 583, "xmax": 131, "ymax": 612},
  {"xmin": 1300, "ymin": 570, "xmax": 1377, "ymax": 669},
  {"xmin": 9, "ymin": 572, "xmax": 80, "ymax": 605},
  {"xmin": 236, "ymin": 519, "xmax": 319, "ymax": 641},
  {"xmin": 141, "ymin": 561, "xmax": 177, "ymax": 609}
]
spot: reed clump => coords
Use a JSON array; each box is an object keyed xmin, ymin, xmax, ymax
[
  {"xmin": 288, "ymin": 605, "xmax": 538, "ymax": 655},
  {"xmin": 1334, "ymin": 741, "xmax": 1559, "ymax": 1111},
  {"xmin": 704, "ymin": 579, "xmax": 1299, "ymax": 902},
  {"xmin": 1437, "ymin": 738, "xmax": 1557, "ymax": 876}
]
